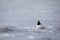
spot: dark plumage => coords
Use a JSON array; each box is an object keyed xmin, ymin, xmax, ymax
[{"xmin": 37, "ymin": 20, "xmax": 41, "ymax": 25}]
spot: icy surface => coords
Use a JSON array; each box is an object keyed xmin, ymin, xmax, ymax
[
  {"xmin": 0, "ymin": 0, "xmax": 60, "ymax": 40},
  {"xmin": 0, "ymin": 26, "xmax": 60, "ymax": 40}
]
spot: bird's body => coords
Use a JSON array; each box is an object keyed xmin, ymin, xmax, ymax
[
  {"xmin": 35, "ymin": 20, "xmax": 41, "ymax": 29},
  {"xmin": 35, "ymin": 20, "xmax": 46, "ymax": 30},
  {"xmin": 35, "ymin": 25, "xmax": 41, "ymax": 29}
]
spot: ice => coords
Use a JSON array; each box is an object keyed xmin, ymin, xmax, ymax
[
  {"xmin": 4, "ymin": 34, "xmax": 9, "ymax": 36},
  {"xmin": 41, "ymin": 38, "xmax": 52, "ymax": 40},
  {"xmin": 0, "ymin": 0, "xmax": 60, "ymax": 40},
  {"xmin": 28, "ymin": 36, "xmax": 35, "ymax": 38},
  {"xmin": 0, "ymin": 25, "xmax": 59, "ymax": 40}
]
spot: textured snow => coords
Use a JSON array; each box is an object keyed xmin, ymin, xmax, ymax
[{"xmin": 0, "ymin": 0, "xmax": 60, "ymax": 40}]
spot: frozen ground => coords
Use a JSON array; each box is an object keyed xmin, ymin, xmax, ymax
[
  {"xmin": 0, "ymin": 26, "xmax": 60, "ymax": 40},
  {"xmin": 0, "ymin": 0, "xmax": 60, "ymax": 40}
]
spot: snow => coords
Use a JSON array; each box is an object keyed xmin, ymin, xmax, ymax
[
  {"xmin": 0, "ymin": 0, "xmax": 60, "ymax": 40},
  {"xmin": 28, "ymin": 36, "xmax": 35, "ymax": 38}
]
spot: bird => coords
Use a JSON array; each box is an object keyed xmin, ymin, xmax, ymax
[
  {"xmin": 35, "ymin": 20, "xmax": 46, "ymax": 30},
  {"xmin": 35, "ymin": 20, "xmax": 42, "ymax": 29}
]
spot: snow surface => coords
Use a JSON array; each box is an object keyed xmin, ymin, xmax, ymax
[
  {"xmin": 0, "ymin": 26, "xmax": 60, "ymax": 40},
  {"xmin": 0, "ymin": 0, "xmax": 60, "ymax": 40}
]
